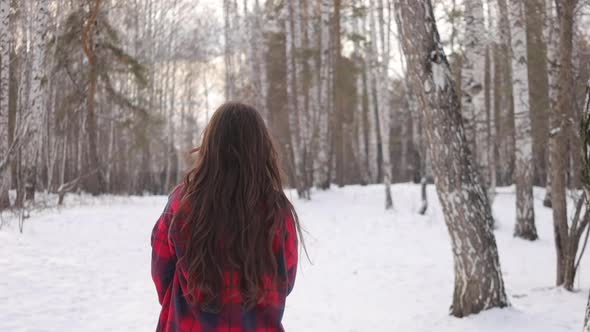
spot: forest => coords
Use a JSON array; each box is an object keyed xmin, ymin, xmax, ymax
[{"xmin": 1, "ymin": 0, "xmax": 590, "ymax": 330}]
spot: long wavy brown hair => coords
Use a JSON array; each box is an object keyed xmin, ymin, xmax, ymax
[{"xmin": 177, "ymin": 102, "xmax": 301, "ymax": 311}]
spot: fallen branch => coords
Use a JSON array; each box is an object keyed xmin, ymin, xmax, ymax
[{"xmin": 57, "ymin": 168, "xmax": 100, "ymax": 205}]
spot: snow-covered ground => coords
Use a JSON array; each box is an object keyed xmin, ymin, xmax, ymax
[{"xmin": 0, "ymin": 184, "xmax": 588, "ymax": 331}]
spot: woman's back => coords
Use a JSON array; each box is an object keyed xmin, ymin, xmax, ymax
[{"xmin": 151, "ymin": 103, "xmax": 300, "ymax": 332}]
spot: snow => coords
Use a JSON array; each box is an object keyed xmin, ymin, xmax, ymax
[{"xmin": 1, "ymin": 184, "xmax": 589, "ymax": 332}]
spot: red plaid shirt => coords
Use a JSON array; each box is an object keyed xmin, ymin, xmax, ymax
[{"xmin": 151, "ymin": 185, "xmax": 298, "ymax": 332}]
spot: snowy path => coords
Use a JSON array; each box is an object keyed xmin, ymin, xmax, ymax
[{"xmin": 1, "ymin": 184, "xmax": 589, "ymax": 331}]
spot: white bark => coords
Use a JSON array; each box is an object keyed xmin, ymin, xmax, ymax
[
  {"xmin": 0, "ymin": 0, "xmax": 11, "ymax": 207},
  {"xmin": 543, "ymin": 0, "xmax": 559, "ymax": 205},
  {"xmin": 302, "ymin": 0, "xmax": 318, "ymax": 190},
  {"xmin": 223, "ymin": 0, "xmax": 237, "ymax": 100},
  {"xmin": 462, "ymin": 0, "xmax": 489, "ymax": 188},
  {"xmin": 584, "ymin": 80, "xmax": 590, "ymax": 332},
  {"xmin": 295, "ymin": 0, "xmax": 314, "ymax": 193},
  {"xmin": 487, "ymin": 0, "xmax": 497, "ymax": 203},
  {"xmin": 352, "ymin": 0, "xmax": 369, "ymax": 184},
  {"xmin": 285, "ymin": 0, "xmax": 306, "ymax": 198},
  {"xmin": 395, "ymin": 0, "xmax": 508, "ymax": 316},
  {"xmin": 315, "ymin": 0, "xmax": 332, "ymax": 189},
  {"xmin": 22, "ymin": 0, "xmax": 50, "ymax": 199},
  {"xmin": 509, "ymin": 0, "xmax": 537, "ymax": 239},
  {"xmin": 373, "ymin": 0, "xmax": 393, "ymax": 209},
  {"xmin": 243, "ymin": 0, "xmax": 255, "ymax": 100},
  {"xmin": 0, "ymin": 0, "xmax": 8, "ymax": 117},
  {"xmin": 293, "ymin": 0, "xmax": 309, "ymax": 188},
  {"xmin": 368, "ymin": 0, "xmax": 381, "ymax": 182},
  {"xmin": 252, "ymin": 0, "xmax": 269, "ymax": 121}
]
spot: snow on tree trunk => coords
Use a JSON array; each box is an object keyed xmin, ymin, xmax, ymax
[
  {"xmin": 509, "ymin": 0, "xmax": 537, "ymax": 240},
  {"xmin": 315, "ymin": 0, "xmax": 332, "ymax": 190},
  {"xmin": 462, "ymin": 0, "xmax": 489, "ymax": 193},
  {"xmin": 394, "ymin": 0, "xmax": 508, "ymax": 317},
  {"xmin": 0, "ymin": 0, "xmax": 11, "ymax": 208},
  {"xmin": 22, "ymin": 0, "xmax": 50, "ymax": 201}
]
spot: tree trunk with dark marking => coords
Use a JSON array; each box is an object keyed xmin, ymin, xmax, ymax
[{"xmin": 394, "ymin": 0, "xmax": 508, "ymax": 317}]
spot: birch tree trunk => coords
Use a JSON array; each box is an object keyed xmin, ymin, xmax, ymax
[
  {"xmin": 374, "ymin": 0, "xmax": 393, "ymax": 209},
  {"xmin": 351, "ymin": 0, "xmax": 369, "ymax": 184},
  {"xmin": 224, "ymin": 0, "xmax": 237, "ymax": 100},
  {"xmin": 315, "ymin": 0, "xmax": 332, "ymax": 189},
  {"xmin": 22, "ymin": 0, "xmax": 50, "ymax": 201},
  {"xmin": 462, "ymin": 0, "xmax": 489, "ymax": 193},
  {"xmin": 363, "ymin": 2, "xmax": 378, "ymax": 181},
  {"xmin": 497, "ymin": 0, "xmax": 515, "ymax": 186},
  {"xmin": 293, "ymin": 0, "xmax": 312, "ymax": 194},
  {"xmin": 285, "ymin": 0, "xmax": 307, "ymax": 199},
  {"xmin": 368, "ymin": 0, "xmax": 383, "ymax": 182},
  {"xmin": 332, "ymin": 0, "xmax": 342, "ymax": 186},
  {"xmin": 304, "ymin": 0, "xmax": 319, "ymax": 190},
  {"xmin": 582, "ymin": 79, "xmax": 590, "ymax": 331},
  {"xmin": 509, "ymin": 0, "xmax": 537, "ymax": 240},
  {"xmin": 252, "ymin": 0, "xmax": 268, "ymax": 121},
  {"xmin": 0, "ymin": 0, "xmax": 11, "ymax": 208},
  {"xmin": 394, "ymin": 0, "xmax": 508, "ymax": 317},
  {"xmin": 543, "ymin": 0, "xmax": 559, "ymax": 207},
  {"xmin": 486, "ymin": 0, "xmax": 497, "ymax": 203}
]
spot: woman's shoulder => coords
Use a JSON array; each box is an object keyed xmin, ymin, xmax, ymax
[
  {"xmin": 164, "ymin": 183, "xmax": 186, "ymax": 214},
  {"xmin": 170, "ymin": 183, "xmax": 185, "ymax": 199}
]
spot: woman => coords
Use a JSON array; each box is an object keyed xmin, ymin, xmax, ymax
[{"xmin": 151, "ymin": 102, "xmax": 302, "ymax": 332}]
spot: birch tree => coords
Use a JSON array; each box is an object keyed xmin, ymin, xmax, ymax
[
  {"xmin": 284, "ymin": 0, "xmax": 309, "ymax": 199},
  {"xmin": 394, "ymin": 0, "xmax": 508, "ymax": 317},
  {"xmin": 250, "ymin": 0, "xmax": 269, "ymax": 121},
  {"xmin": 294, "ymin": 0, "xmax": 313, "ymax": 195},
  {"xmin": 373, "ymin": 0, "xmax": 393, "ymax": 209},
  {"xmin": 223, "ymin": 0, "xmax": 238, "ymax": 100},
  {"xmin": 543, "ymin": 0, "xmax": 559, "ymax": 207},
  {"xmin": 509, "ymin": 0, "xmax": 537, "ymax": 240},
  {"xmin": 362, "ymin": 0, "xmax": 379, "ymax": 181},
  {"xmin": 462, "ymin": 0, "xmax": 489, "ymax": 193},
  {"xmin": 0, "ymin": 0, "xmax": 11, "ymax": 208},
  {"xmin": 22, "ymin": 0, "xmax": 50, "ymax": 200},
  {"xmin": 351, "ymin": 0, "xmax": 370, "ymax": 184},
  {"xmin": 315, "ymin": 0, "xmax": 332, "ymax": 189},
  {"xmin": 581, "ymin": 79, "xmax": 590, "ymax": 331},
  {"xmin": 367, "ymin": 0, "xmax": 383, "ymax": 183},
  {"xmin": 486, "ymin": 0, "xmax": 497, "ymax": 203}
]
